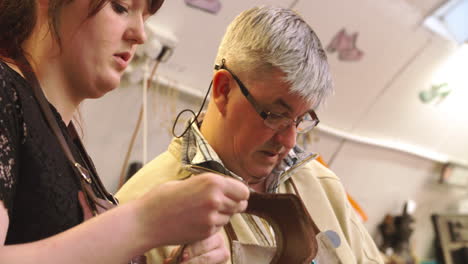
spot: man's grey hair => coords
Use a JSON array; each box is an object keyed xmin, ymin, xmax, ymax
[{"xmin": 215, "ymin": 6, "xmax": 333, "ymax": 108}]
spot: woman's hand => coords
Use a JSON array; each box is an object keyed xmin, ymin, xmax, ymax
[
  {"xmin": 163, "ymin": 232, "xmax": 229, "ymax": 264},
  {"xmin": 137, "ymin": 173, "xmax": 249, "ymax": 248}
]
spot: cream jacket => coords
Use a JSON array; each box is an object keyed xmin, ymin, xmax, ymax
[{"xmin": 116, "ymin": 138, "xmax": 383, "ymax": 264}]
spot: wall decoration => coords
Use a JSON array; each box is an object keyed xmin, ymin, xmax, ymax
[
  {"xmin": 185, "ymin": 0, "xmax": 221, "ymax": 14},
  {"xmin": 419, "ymin": 83, "xmax": 451, "ymax": 104},
  {"xmin": 326, "ymin": 28, "xmax": 364, "ymax": 62}
]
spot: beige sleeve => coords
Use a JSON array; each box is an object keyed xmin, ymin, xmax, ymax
[
  {"xmin": 289, "ymin": 161, "xmax": 384, "ymax": 263},
  {"xmin": 314, "ymin": 167, "xmax": 384, "ymax": 263},
  {"xmin": 116, "ymin": 150, "xmax": 185, "ymax": 264},
  {"xmin": 342, "ymin": 195, "xmax": 384, "ymax": 263}
]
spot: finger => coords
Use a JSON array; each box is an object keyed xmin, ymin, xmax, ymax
[
  {"xmin": 182, "ymin": 235, "xmax": 229, "ymax": 264},
  {"xmin": 218, "ymin": 198, "xmax": 248, "ymax": 215},
  {"xmin": 210, "ymin": 212, "xmax": 231, "ymax": 228},
  {"xmin": 184, "ymin": 233, "xmax": 223, "ymax": 259},
  {"xmin": 181, "ymin": 247, "xmax": 229, "ymax": 264},
  {"xmin": 221, "ymin": 177, "xmax": 250, "ymax": 202},
  {"xmin": 237, "ymin": 200, "xmax": 248, "ymax": 212}
]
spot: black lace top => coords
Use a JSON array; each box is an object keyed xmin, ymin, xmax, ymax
[{"xmin": 0, "ymin": 61, "xmax": 90, "ymax": 244}]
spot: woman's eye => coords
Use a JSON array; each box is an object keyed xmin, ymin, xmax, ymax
[{"xmin": 111, "ymin": 1, "xmax": 129, "ymax": 15}]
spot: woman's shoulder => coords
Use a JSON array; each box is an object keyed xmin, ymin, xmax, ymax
[
  {"xmin": 0, "ymin": 61, "xmax": 26, "ymax": 217},
  {"xmin": 0, "ymin": 61, "xmax": 27, "ymax": 102},
  {"xmin": 0, "ymin": 60, "xmax": 28, "ymax": 141}
]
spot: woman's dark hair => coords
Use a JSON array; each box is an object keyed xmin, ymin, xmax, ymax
[
  {"xmin": 0, "ymin": 0, "xmax": 164, "ymax": 63},
  {"xmin": 0, "ymin": 1, "xmax": 37, "ymax": 61}
]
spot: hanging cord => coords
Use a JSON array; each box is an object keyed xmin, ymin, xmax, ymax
[
  {"xmin": 171, "ymin": 80, "xmax": 212, "ymax": 138},
  {"xmin": 172, "ymin": 59, "xmax": 226, "ymax": 138},
  {"xmin": 142, "ymin": 60, "xmax": 149, "ymax": 164},
  {"xmin": 118, "ymin": 59, "xmax": 160, "ymax": 189}
]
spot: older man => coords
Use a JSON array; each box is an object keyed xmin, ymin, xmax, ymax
[{"xmin": 117, "ymin": 6, "xmax": 383, "ymax": 264}]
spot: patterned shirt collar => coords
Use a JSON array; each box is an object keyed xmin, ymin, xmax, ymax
[{"xmin": 180, "ymin": 116, "xmax": 318, "ymax": 193}]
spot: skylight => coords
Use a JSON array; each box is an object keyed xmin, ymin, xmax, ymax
[{"xmin": 424, "ymin": 0, "xmax": 468, "ymax": 44}]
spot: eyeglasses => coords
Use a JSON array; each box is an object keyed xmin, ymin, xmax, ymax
[{"xmin": 215, "ymin": 61, "xmax": 320, "ymax": 134}]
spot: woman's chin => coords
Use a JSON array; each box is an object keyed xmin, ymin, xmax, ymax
[{"xmin": 91, "ymin": 78, "xmax": 120, "ymax": 98}]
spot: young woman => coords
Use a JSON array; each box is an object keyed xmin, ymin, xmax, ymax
[{"xmin": 0, "ymin": 0, "xmax": 249, "ymax": 263}]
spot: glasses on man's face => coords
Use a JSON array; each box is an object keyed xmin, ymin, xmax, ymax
[{"xmin": 215, "ymin": 62, "xmax": 320, "ymax": 134}]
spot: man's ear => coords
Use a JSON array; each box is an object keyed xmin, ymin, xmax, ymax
[{"xmin": 212, "ymin": 70, "xmax": 231, "ymax": 115}]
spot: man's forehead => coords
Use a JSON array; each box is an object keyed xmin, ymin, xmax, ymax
[
  {"xmin": 272, "ymin": 97, "xmax": 313, "ymax": 114},
  {"xmin": 273, "ymin": 98, "xmax": 294, "ymax": 111},
  {"xmin": 243, "ymin": 66, "xmax": 314, "ymax": 112}
]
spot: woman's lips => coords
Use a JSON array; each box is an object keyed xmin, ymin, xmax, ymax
[{"xmin": 113, "ymin": 52, "xmax": 131, "ymax": 70}]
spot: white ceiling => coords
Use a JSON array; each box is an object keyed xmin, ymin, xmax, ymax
[{"xmin": 142, "ymin": 0, "xmax": 468, "ymax": 166}]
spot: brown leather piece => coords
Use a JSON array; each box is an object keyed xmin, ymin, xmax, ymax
[
  {"xmin": 245, "ymin": 192, "xmax": 320, "ymax": 264},
  {"xmin": 169, "ymin": 191, "xmax": 320, "ymax": 264}
]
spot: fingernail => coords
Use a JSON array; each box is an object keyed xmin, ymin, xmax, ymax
[{"xmin": 182, "ymin": 251, "xmax": 189, "ymax": 260}]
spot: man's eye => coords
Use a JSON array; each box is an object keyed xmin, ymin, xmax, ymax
[
  {"xmin": 111, "ymin": 1, "xmax": 129, "ymax": 14},
  {"xmin": 268, "ymin": 112, "xmax": 286, "ymax": 120}
]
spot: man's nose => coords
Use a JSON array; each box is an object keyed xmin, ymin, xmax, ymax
[{"xmin": 272, "ymin": 125, "xmax": 297, "ymax": 149}]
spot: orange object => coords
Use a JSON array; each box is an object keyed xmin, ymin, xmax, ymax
[
  {"xmin": 347, "ymin": 193, "xmax": 368, "ymax": 222},
  {"xmin": 315, "ymin": 155, "xmax": 328, "ymax": 167}
]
